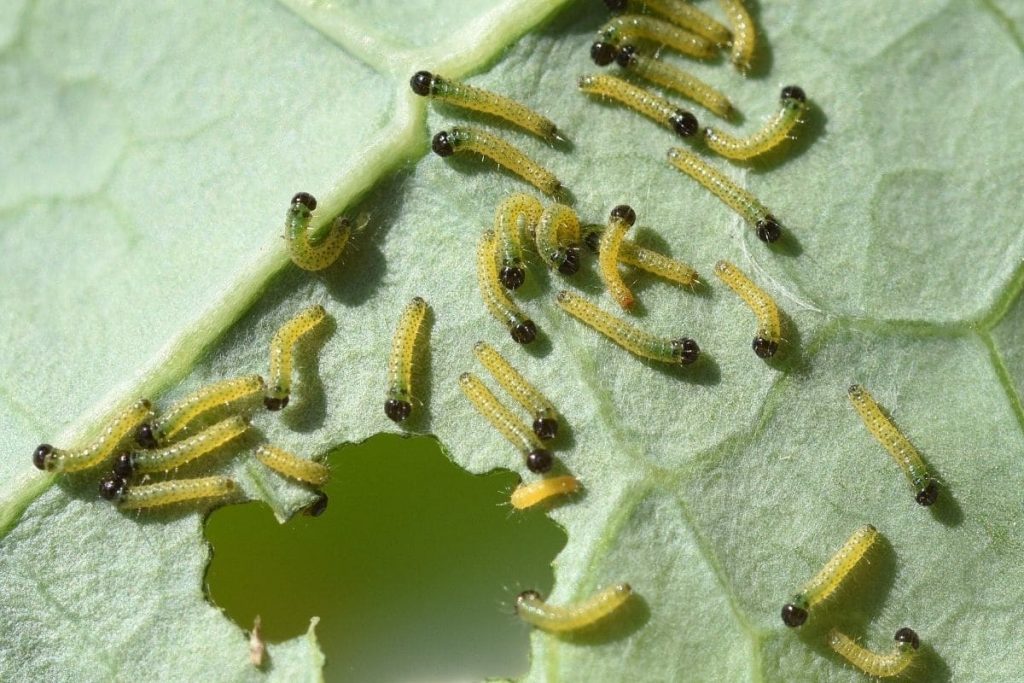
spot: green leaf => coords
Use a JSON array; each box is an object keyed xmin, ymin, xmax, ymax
[{"xmin": 2, "ymin": 0, "xmax": 1023, "ymax": 681}]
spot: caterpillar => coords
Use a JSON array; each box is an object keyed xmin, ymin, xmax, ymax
[
  {"xmin": 557, "ymin": 290, "xmax": 700, "ymax": 368},
  {"xmin": 598, "ymin": 15, "xmax": 716, "ymax": 60},
  {"xmin": 535, "ymin": 203, "xmax": 582, "ymax": 276},
  {"xmin": 432, "ymin": 127, "xmax": 564, "ymax": 197},
  {"xmin": 285, "ymin": 193, "xmax": 352, "ymax": 272},
  {"xmin": 602, "ymin": 0, "xmax": 731, "ymax": 45},
  {"xmin": 555, "ymin": 290, "xmax": 699, "ymax": 366},
  {"xmin": 848, "ymin": 384, "xmax": 938, "ymax": 506},
  {"xmin": 713, "ymin": 260, "xmax": 782, "ymax": 358},
  {"xmin": 135, "ymin": 375, "xmax": 264, "ymax": 448},
  {"xmin": 474, "ymin": 341, "xmax": 559, "ymax": 440},
  {"xmin": 410, "ymin": 71, "xmax": 562, "ymax": 142},
  {"xmin": 828, "ymin": 627, "xmax": 920, "ymax": 678},
  {"xmin": 477, "ymin": 231, "xmax": 538, "ymax": 344},
  {"xmin": 666, "ymin": 147, "xmax": 782, "ymax": 242},
  {"xmin": 582, "ymin": 225, "xmax": 699, "ymax": 287},
  {"xmin": 597, "ymin": 204, "xmax": 638, "ymax": 310},
  {"xmin": 510, "ymin": 475, "xmax": 580, "ymax": 510},
  {"xmin": 98, "ymin": 475, "xmax": 236, "ymax": 510},
  {"xmin": 579, "ymin": 73, "xmax": 699, "ymax": 138},
  {"xmin": 603, "ymin": 43, "xmax": 735, "ymax": 119},
  {"xmin": 384, "ymin": 297, "xmax": 429, "ymax": 423},
  {"xmin": 515, "ymin": 583, "xmax": 632, "ymax": 632},
  {"xmin": 718, "ymin": 0, "xmax": 756, "ymax": 72},
  {"xmin": 704, "ymin": 86, "xmax": 807, "ymax": 160},
  {"xmin": 458, "ymin": 372, "xmax": 552, "ymax": 473},
  {"xmin": 255, "ymin": 444, "xmax": 330, "ymax": 487},
  {"xmin": 781, "ymin": 524, "xmax": 878, "ymax": 627},
  {"xmin": 33, "ymin": 399, "xmax": 152, "ymax": 473},
  {"xmin": 114, "ymin": 415, "xmax": 249, "ymax": 478},
  {"xmin": 493, "ymin": 193, "xmax": 543, "ymax": 290},
  {"xmin": 265, "ymin": 304, "xmax": 328, "ymax": 411}
]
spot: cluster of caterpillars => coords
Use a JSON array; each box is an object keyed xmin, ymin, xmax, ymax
[
  {"xmin": 392, "ymin": 0, "xmax": 945, "ymax": 657},
  {"xmin": 29, "ymin": 0, "xmax": 951, "ymax": 659},
  {"xmin": 33, "ymin": 304, "xmax": 332, "ymax": 515}
]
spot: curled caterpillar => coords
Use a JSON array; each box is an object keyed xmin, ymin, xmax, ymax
[
  {"xmin": 535, "ymin": 203, "xmax": 582, "ymax": 276},
  {"xmin": 828, "ymin": 627, "xmax": 920, "ymax": 678},
  {"xmin": 704, "ymin": 86, "xmax": 807, "ymax": 160},
  {"xmin": 477, "ymin": 231, "xmax": 538, "ymax": 344},
  {"xmin": 597, "ymin": 204, "xmax": 638, "ymax": 310},
  {"xmin": 493, "ymin": 193, "xmax": 543, "ymax": 290},
  {"xmin": 285, "ymin": 193, "xmax": 352, "ymax": 271}
]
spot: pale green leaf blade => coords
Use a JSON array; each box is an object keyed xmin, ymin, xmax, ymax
[{"xmin": 1, "ymin": 1, "xmax": 1023, "ymax": 682}]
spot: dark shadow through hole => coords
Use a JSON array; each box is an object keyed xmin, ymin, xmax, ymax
[{"xmin": 203, "ymin": 433, "xmax": 566, "ymax": 683}]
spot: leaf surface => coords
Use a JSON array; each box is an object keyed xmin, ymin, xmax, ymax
[{"xmin": 1, "ymin": 1, "xmax": 1022, "ymax": 681}]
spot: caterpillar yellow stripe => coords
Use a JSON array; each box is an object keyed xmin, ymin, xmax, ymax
[{"xmin": 704, "ymin": 86, "xmax": 807, "ymax": 160}]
